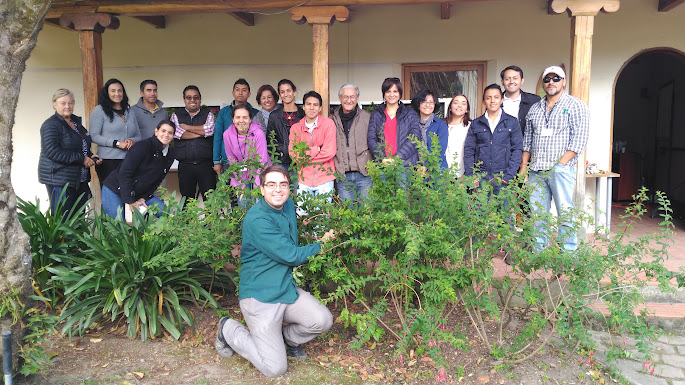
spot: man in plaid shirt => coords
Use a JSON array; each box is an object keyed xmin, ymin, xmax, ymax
[{"xmin": 520, "ymin": 66, "xmax": 589, "ymax": 252}]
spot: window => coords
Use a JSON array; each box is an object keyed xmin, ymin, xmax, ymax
[{"xmin": 402, "ymin": 61, "xmax": 487, "ymax": 119}]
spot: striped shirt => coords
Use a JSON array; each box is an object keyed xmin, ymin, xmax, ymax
[
  {"xmin": 170, "ymin": 108, "xmax": 215, "ymax": 139},
  {"xmin": 523, "ymin": 92, "xmax": 589, "ymax": 171}
]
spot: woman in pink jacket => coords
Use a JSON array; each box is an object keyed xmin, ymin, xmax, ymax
[{"xmin": 222, "ymin": 105, "xmax": 271, "ymax": 195}]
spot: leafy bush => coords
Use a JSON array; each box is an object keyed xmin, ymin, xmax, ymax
[
  {"xmin": 0, "ymin": 287, "xmax": 58, "ymax": 375},
  {"xmin": 49, "ymin": 210, "xmax": 219, "ymax": 341},
  {"xmin": 17, "ymin": 194, "xmax": 91, "ymax": 308},
  {"xmin": 148, "ymin": 132, "xmax": 685, "ymax": 374}
]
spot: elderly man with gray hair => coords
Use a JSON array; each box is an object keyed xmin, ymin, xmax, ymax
[{"xmin": 331, "ymin": 83, "xmax": 373, "ymax": 201}]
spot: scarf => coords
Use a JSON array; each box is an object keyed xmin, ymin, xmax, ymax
[
  {"xmin": 419, "ymin": 113, "xmax": 434, "ymax": 145},
  {"xmin": 340, "ymin": 108, "xmax": 357, "ymax": 146}
]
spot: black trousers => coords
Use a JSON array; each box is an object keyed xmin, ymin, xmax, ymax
[
  {"xmin": 96, "ymin": 159, "xmax": 123, "ymax": 187},
  {"xmin": 178, "ymin": 160, "xmax": 217, "ymax": 203}
]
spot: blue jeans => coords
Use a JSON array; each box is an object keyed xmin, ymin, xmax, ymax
[
  {"xmin": 337, "ymin": 171, "xmax": 373, "ymax": 202},
  {"xmin": 46, "ymin": 182, "xmax": 91, "ymax": 217},
  {"xmin": 296, "ymin": 180, "xmax": 334, "ymax": 216},
  {"xmin": 101, "ymin": 186, "xmax": 164, "ymax": 219},
  {"xmin": 529, "ymin": 164, "xmax": 577, "ymax": 252}
]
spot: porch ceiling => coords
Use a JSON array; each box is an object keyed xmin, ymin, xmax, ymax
[{"xmin": 46, "ymin": 0, "xmax": 500, "ymax": 18}]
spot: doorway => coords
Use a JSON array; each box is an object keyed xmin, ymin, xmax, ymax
[{"xmin": 612, "ymin": 49, "xmax": 685, "ymax": 215}]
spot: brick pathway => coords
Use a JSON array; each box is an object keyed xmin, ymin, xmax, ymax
[{"xmin": 492, "ymin": 203, "xmax": 685, "ymax": 384}]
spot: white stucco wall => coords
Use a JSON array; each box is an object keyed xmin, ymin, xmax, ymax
[{"xmin": 12, "ymin": 0, "xmax": 685, "ymax": 218}]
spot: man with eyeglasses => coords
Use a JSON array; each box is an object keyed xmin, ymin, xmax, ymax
[
  {"xmin": 331, "ymin": 83, "xmax": 373, "ymax": 201},
  {"xmin": 215, "ymin": 164, "xmax": 334, "ymax": 377},
  {"xmin": 521, "ymin": 66, "xmax": 590, "ymax": 253},
  {"xmin": 170, "ymin": 85, "xmax": 216, "ymax": 204}
]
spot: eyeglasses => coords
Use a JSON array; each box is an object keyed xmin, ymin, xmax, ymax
[
  {"xmin": 543, "ymin": 76, "xmax": 563, "ymax": 84},
  {"xmin": 264, "ymin": 182, "xmax": 290, "ymax": 190},
  {"xmin": 341, "ymin": 95, "xmax": 357, "ymax": 101},
  {"xmin": 184, "ymin": 95, "xmax": 201, "ymax": 101},
  {"xmin": 420, "ymin": 101, "xmax": 436, "ymax": 106}
]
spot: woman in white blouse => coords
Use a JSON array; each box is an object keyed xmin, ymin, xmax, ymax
[{"xmin": 444, "ymin": 94, "xmax": 472, "ymax": 177}]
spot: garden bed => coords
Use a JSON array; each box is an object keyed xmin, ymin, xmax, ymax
[{"xmin": 20, "ymin": 295, "xmax": 615, "ymax": 385}]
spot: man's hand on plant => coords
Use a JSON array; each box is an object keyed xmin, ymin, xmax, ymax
[{"xmin": 320, "ymin": 229, "xmax": 335, "ymax": 242}]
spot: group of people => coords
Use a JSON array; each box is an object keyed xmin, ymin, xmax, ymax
[{"xmin": 38, "ymin": 63, "xmax": 589, "ymax": 378}]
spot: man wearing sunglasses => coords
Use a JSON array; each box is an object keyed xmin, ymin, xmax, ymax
[
  {"xmin": 170, "ymin": 85, "xmax": 217, "ymax": 204},
  {"xmin": 520, "ymin": 66, "xmax": 590, "ymax": 253},
  {"xmin": 215, "ymin": 164, "xmax": 334, "ymax": 377}
]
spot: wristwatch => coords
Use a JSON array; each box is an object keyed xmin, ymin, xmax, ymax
[{"xmin": 113, "ymin": 140, "xmax": 119, "ymax": 147}]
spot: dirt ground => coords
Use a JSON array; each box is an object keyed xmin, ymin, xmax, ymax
[{"xmin": 19, "ymin": 295, "xmax": 617, "ymax": 385}]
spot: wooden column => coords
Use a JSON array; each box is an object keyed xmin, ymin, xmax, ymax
[
  {"xmin": 291, "ymin": 6, "xmax": 349, "ymax": 117},
  {"xmin": 549, "ymin": 1, "xmax": 619, "ymax": 211},
  {"xmin": 59, "ymin": 13, "xmax": 119, "ymax": 209}
]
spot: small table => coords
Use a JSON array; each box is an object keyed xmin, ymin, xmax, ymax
[{"xmin": 586, "ymin": 172, "xmax": 620, "ymax": 236}]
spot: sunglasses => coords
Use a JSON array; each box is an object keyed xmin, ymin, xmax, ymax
[{"xmin": 543, "ymin": 76, "xmax": 563, "ymax": 84}]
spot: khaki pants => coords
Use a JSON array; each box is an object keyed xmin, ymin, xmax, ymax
[{"xmin": 222, "ymin": 288, "xmax": 333, "ymax": 377}]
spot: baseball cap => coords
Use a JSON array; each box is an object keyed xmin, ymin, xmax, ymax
[{"xmin": 542, "ymin": 66, "xmax": 566, "ymax": 79}]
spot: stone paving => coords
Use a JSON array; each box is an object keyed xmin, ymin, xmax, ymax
[
  {"xmin": 590, "ymin": 331, "xmax": 685, "ymax": 385},
  {"xmin": 588, "ymin": 206, "xmax": 685, "ymax": 385}
]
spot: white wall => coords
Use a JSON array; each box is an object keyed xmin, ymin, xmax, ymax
[{"xmin": 13, "ymin": 0, "xmax": 685, "ymax": 216}]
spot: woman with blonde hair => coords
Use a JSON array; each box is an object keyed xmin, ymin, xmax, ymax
[{"xmin": 39, "ymin": 88, "xmax": 101, "ymax": 215}]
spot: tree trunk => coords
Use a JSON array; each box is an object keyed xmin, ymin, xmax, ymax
[{"xmin": 0, "ymin": 0, "xmax": 52, "ymax": 372}]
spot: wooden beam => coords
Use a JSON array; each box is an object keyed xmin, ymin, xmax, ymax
[
  {"xmin": 290, "ymin": 6, "xmax": 349, "ymax": 117},
  {"xmin": 59, "ymin": 12, "xmax": 120, "ymax": 32},
  {"xmin": 47, "ymin": 0, "xmax": 499, "ymax": 17},
  {"xmin": 440, "ymin": 2, "xmax": 450, "ymax": 19},
  {"xmin": 229, "ymin": 12, "xmax": 255, "ymax": 26},
  {"xmin": 58, "ymin": 13, "xmax": 120, "ymax": 210},
  {"xmin": 290, "ymin": 5, "xmax": 349, "ymax": 25},
  {"xmin": 549, "ymin": 0, "xmax": 619, "ymax": 16},
  {"xmin": 658, "ymin": 0, "xmax": 685, "ymax": 12},
  {"xmin": 44, "ymin": 18, "xmax": 74, "ymax": 31},
  {"xmin": 131, "ymin": 15, "xmax": 166, "ymax": 28},
  {"xmin": 312, "ymin": 23, "xmax": 330, "ymax": 116}
]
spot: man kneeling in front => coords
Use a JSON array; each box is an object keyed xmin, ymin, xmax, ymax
[{"xmin": 215, "ymin": 164, "xmax": 334, "ymax": 377}]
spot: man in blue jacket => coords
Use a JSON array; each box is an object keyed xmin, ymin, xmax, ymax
[
  {"xmin": 215, "ymin": 165, "xmax": 334, "ymax": 377},
  {"xmin": 463, "ymin": 84, "xmax": 523, "ymax": 196},
  {"xmin": 214, "ymin": 78, "xmax": 260, "ymax": 175}
]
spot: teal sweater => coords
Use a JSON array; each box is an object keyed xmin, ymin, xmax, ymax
[{"xmin": 239, "ymin": 198, "xmax": 321, "ymax": 303}]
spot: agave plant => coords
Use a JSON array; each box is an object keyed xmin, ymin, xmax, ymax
[{"xmin": 49, "ymin": 210, "xmax": 218, "ymax": 341}]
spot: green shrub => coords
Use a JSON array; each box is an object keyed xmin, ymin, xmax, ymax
[
  {"xmin": 17, "ymin": 194, "xmax": 91, "ymax": 308},
  {"xmin": 148, "ymin": 132, "xmax": 685, "ymax": 373},
  {"xmin": 0, "ymin": 287, "xmax": 58, "ymax": 376},
  {"xmin": 49, "ymin": 211, "xmax": 218, "ymax": 341}
]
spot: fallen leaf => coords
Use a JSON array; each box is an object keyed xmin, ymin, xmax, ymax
[
  {"xmin": 477, "ymin": 375, "xmax": 490, "ymax": 384},
  {"xmin": 133, "ymin": 372, "xmax": 144, "ymax": 379},
  {"xmin": 410, "ymin": 349, "xmax": 415, "ymax": 359},
  {"xmin": 101, "ymin": 363, "xmax": 109, "ymax": 368},
  {"xmin": 89, "ymin": 338, "xmax": 102, "ymax": 343},
  {"xmin": 498, "ymin": 380, "xmax": 505, "ymax": 384}
]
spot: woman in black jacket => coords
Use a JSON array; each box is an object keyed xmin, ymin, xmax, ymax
[
  {"xmin": 101, "ymin": 120, "xmax": 175, "ymax": 219},
  {"xmin": 38, "ymin": 88, "xmax": 101, "ymax": 216},
  {"xmin": 266, "ymin": 79, "xmax": 305, "ymax": 170},
  {"xmin": 367, "ymin": 78, "xmax": 421, "ymax": 167}
]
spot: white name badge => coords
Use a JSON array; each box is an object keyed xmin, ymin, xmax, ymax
[{"xmin": 540, "ymin": 127, "xmax": 554, "ymax": 137}]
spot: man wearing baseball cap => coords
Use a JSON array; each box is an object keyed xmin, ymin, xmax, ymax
[{"xmin": 520, "ymin": 65, "xmax": 590, "ymax": 252}]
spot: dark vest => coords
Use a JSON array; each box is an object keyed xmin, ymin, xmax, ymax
[{"xmin": 173, "ymin": 108, "xmax": 213, "ymax": 163}]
